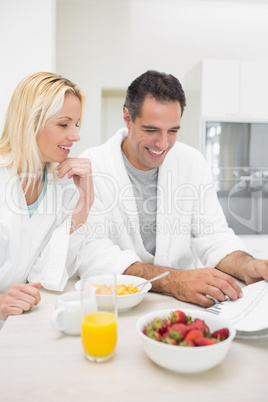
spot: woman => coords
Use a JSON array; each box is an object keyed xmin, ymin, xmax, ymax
[{"xmin": 0, "ymin": 72, "xmax": 93, "ymax": 320}]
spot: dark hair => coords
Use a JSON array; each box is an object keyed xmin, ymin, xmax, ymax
[{"xmin": 123, "ymin": 70, "xmax": 186, "ymax": 121}]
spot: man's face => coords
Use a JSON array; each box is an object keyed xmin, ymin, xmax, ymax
[{"xmin": 122, "ymin": 96, "xmax": 182, "ymax": 170}]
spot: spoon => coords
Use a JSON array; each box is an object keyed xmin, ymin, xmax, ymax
[{"xmin": 135, "ymin": 271, "xmax": 170, "ymax": 289}]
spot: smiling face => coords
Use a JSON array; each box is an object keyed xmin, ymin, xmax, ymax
[
  {"xmin": 122, "ymin": 96, "xmax": 182, "ymax": 170},
  {"xmin": 36, "ymin": 93, "xmax": 81, "ymax": 164}
]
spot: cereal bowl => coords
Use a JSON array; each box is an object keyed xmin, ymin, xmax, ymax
[
  {"xmin": 136, "ymin": 308, "xmax": 236, "ymax": 374},
  {"xmin": 75, "ymin": 275, "xmax": 151, "ymax": 312}
]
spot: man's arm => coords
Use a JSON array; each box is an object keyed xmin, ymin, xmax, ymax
[
  {"xmin": 216, "ymin": 250, "xmax": 268, "ymax": 285},
  {"xmin": 124, "ymin": 261, "xmax": 243, "ymax": 307},
  {"xmin": 125, "ymin": 251, "xmax": 268, "ymax": 307}
]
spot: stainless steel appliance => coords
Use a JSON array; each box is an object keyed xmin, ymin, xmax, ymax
[{"xmin": 204, "ymin": 121, "xmax": 268, "ymax": 235}]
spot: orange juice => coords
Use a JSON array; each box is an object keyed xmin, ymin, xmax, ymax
[{"xmin": 81, "ymin": 312, "xmax": 117, "ymax": 358}]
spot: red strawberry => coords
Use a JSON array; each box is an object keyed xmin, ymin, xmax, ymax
[
  {"xmin": 171, "ymin": 323, "xmax": 187, "ymax": 334},
  {"xmin": 152, "ymin": 318, "xmax": 168, "ymax": 334},
  {"xmin": 179, "ymin": 340, "xmax": 195, "ymax": 347},
  {"xmin": 147, "ymin": 330, "xmax": 162, "ymax": 342},
  {"xmin": 192, "ymin": 318, "xmax": 209, "ymax": 335},
  {"xmin": 184, "ymin": 329, "xmax": 204, "ymax": 341},
  {"xmin": 169, "ymin": 323, "xmax": 187, "ymax": 341},
  {"xmin": 166, "ymin": 318, "xmax": 172, "ymax": 327},
  {"xmin": 162, "ymin": 336, "xmax": 178, "ymax": 345},
  {"xmin": 211, "ymin": 328, "xmax": 229, "ymax": 341},
  {"xmin": 195, "ymin": 337, "xmax": 217, "ymax": 346},
  {"xmin": 162, "ymin": 331, "xmax": 170, "ymax": 338},
  {"xmin": 170, "ymin": 310, "xmax": 187, "ymax": 324},
  {"xmin": 185, "ymin": 322, "xmax": 195, "ymax": 332},
  {"xmin": 142, "ymin": 323, "xmax": 154, "ymax": 335},
  {"xmin": 159, "ymin": 320, "xmax": 170, "ymax": 335}
]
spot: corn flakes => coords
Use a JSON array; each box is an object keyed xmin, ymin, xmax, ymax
[{"xmin": 93, "ymin": 283, "xmax": 139, "ymax": 295}]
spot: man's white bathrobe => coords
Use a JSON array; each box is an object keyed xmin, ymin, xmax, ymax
[
  {"xmin": 0, "ymin": 167, "xmax": 84, "ymax": 293},
  {"xmin": 74, "ymin": 128, "xmax": 247, "ymax": 276}
]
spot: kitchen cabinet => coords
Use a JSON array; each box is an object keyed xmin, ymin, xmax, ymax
[
  {"xmin": 201, "ymin": 59, "xmax": 268, "ymax": 120},
  {"xmin": 240, "ymin": 61, "xmax": 268, "ymax": 119},
  {"xmin": 183, "ymin": 59, "xmax": 268, "ymax": 152},
  {"xmin": 201, "ymin": 59, "xmax": 240, "ymax": 118}
]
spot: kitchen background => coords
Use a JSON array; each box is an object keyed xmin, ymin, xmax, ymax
[{"xmin": 1, "ymin": 0, "xmax": 268, "ymax": 257}]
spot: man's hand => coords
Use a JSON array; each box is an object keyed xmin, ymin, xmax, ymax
[
  {"xmin": 125, "ymin": 262, "xmax": 243, "ymax": 307},
  {"xmin": 0, "ymin": 282, "xmax": 41, "ymax": 321},
  {"xmin": 168, "ymin": 268, "xmax": 243, "ymax": 307},
  {"xmin": 240, "ymin": 258, "xmax": 268, "ymax": 285},
  {"xmin": 216, "ymin": 251, "xmax": 268, "ymax": 285}
]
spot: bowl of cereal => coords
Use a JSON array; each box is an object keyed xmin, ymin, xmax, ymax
[{"xmin": 75, "ymin": 275, "xmax": 152, "ymax": 312}]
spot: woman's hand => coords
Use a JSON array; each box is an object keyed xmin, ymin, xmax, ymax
[
  {"xmin": 0, "ymin": 282, "xmax": 41, "ymax": 321},
  {"xmin": 56, "ymin": 157, "xmax": 94, "ymax": 233}
]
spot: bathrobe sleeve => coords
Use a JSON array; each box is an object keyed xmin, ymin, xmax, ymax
[
  {"xmin": 66, "ymin": 192, "xmax": 142, "ymax": 277},
  {"xmin": 26, "ymin": 179, "xmax": 81, "ymax": 291}
]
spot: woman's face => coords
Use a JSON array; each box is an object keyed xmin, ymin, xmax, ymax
[{"xmin": 36, "ymin": 93, "xmax": 81, "ymax": 164}]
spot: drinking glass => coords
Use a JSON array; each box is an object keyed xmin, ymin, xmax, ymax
[{"xmin": 80, "ymin": 272, "xmax": 117, "ymax": 362}]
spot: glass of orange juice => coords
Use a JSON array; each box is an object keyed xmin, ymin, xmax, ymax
[{"xmin": 80, "ymin": 272, "xmax": 117, "ymax": 363}]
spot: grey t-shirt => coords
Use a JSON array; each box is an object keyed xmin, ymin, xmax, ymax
[{"xmin": 122, "ymin": 152, "xmax": 158, "ymax": 255}]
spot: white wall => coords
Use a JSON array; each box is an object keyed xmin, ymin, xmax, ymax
[
  {"xmin": 56, "ymin": 0, "xmax": 268, "ymax": 155},
  {"xmin": 0, "ymin": 0, "xmax": 56, "ymax": 133},
  {"xmin": 1, "ymin": 0, "xmax": 268, "ymax": 154}
]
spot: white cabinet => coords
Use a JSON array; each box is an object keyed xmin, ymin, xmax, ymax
[
  {"xmin": 240, "ymin": 61, "xmax": 268, "ymax": 119},
  {"xmin": 201, "ymin": 59, "xmax": 268, "ymax": 120},
  {"xmin": 182, "ymin": 59, "xmax": 268, "ymax": 152},
  {"xmin": 201, "ymin": 59, "xmax": 240, "ymax": 117}
]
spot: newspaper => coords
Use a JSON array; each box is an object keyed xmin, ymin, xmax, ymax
[{"xmin": 207, "ymin": 280, "xmax": 268, "ymax": 338}]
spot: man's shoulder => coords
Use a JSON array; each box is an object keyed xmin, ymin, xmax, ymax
[
  {"xmin": 79, "ymin": 128, "xmax": 128, "ymax": 173},
  {"xmin": 80, "ymin": 128, "xmax": 127, "ymax": 160}
]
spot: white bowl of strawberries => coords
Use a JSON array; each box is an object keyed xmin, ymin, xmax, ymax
[{"xmin": 136, "ymin": 308, "xmax": 236, "ymax": 374}]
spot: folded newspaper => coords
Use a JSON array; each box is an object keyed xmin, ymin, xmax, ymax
[{"xmin": 207, "ymin": 280, "xmax": 268, "ymax": 339}]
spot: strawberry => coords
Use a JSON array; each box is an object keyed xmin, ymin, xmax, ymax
[
  {"xmin": 166, "ymin": 319, "xmax": 172, "ymax": 327},
  {"xmin": 158, "ymin": 326, "xmax": 168, "ymax": 335},
  {"xmin": 192, "ymin": 318, "xmax": 209, "ymax": 335},
  {"xmin": 171, "ymin": 323, "xmax": 187, "ymax": 332},
  {"xmin": 143, "ymin": 323, "xmax": 154, "ymax": 335},
  {"xmin": 211, "ymin": 328, "xmax": 229, "ymax": 341},
  {"xmin": 152, "ymin": 318, "xmax": 168, "ymax": 334},
  {"xmin": 146, "ymin": 329, "xmax": 161, "ymax": 342},
  {"xmin": 179, "ymin": 340, "xmax": 195, "ymax": 347},
  {"xmin": 184, "ymin": 329, "xmax": 204, "ymax": 341},
  {"xmin": 169, "ymin": 323, "xmax": 187, "ymax": 341},
  {"xmin": 170, "ymin": 310, "xmax": 187, "ymax": 324},
  {"xmin": 169, "ymin": 330, "xmax": 183, "ymax": 342},
  {"xmin": 184, "ymin": 322, "xmax": 195, "ymax": 332},
  {"xmin": 162, "ymin": 336, "xmax": 178, "ymax": 345},
  {"xmin": 195, "ymin": 337, "xmax": 217, "ymax": 346}
]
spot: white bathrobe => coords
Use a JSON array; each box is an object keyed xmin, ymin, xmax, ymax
[
  {"xmin": 0, "ymin": 166, "xmax": 83, "ymax": 293},
  {"xmin": 73, "ymin": 128, "xmax": 247, "ymax": 276}
]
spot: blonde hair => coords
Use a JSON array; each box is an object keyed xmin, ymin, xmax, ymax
[{"xmin": 0, "ymin": 72, "xmax": 84, "ymax": 186}]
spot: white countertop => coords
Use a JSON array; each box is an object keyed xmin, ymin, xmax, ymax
[{"xmin": 0, "ymin": 275, "xmax": 267, "ymax": 402}]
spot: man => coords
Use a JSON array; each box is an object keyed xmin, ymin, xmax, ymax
[{"xmin": 74, "ymin": 70, "xmax": 268, "ymax": 307}]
